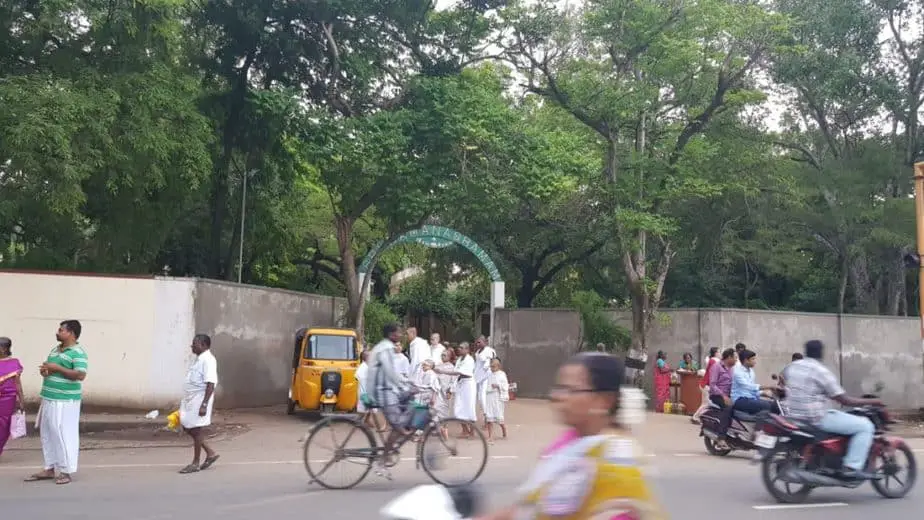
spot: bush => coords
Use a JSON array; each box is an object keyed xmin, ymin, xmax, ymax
[{"xmin": 571, "ymin": 290, "xmax": 631, "ymax": 352}]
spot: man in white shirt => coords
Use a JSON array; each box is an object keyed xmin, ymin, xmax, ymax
[
  {"xmin": 429, "ymin": 333, "xmax": 445, "ymax": 364},
  {"xmin": 178, "ymin": 334, "xmax": 219, "ymax": 474},
  {"xmin": 367, "ymin": 323, "xmax": 413, "ymax": 473},
  {"xmin": 393, "ymin": 339, "xmax": 410, "ymax": 380},
  {"xmin": 472, "ymin": 336, "xmax": 496, "ymax": 421},
  {"xmin": 407, "ymin": 327, "xmax": 430, "ymax": 377}
]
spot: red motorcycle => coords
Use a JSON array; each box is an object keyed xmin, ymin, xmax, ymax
[{"xmin": 753, "ymin": 400, "xmax": 917, "ymax": 503}]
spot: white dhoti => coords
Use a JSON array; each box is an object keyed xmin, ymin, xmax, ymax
[
  {"xmin": 179, "ymin": 392, "xmax": 214, "ymax": 429},
  {"xmin": 453, "ymin": 377, "xmax": 476, "ymax": 422},
  {"xmin": 484, "ymin": 391, "xmax": 505, "ymax": 423},
  {"xmin": 39, "ymin": 399, "xmax": 81, "ymax": 474},
  {"xmin": 476, "ymin": 379, "xmax": 489, "ymax": 414}
]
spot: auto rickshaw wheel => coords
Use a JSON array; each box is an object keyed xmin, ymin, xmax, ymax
[
  {"xmin": 321, "ymin": 403, "xmax": 335, "ymax": 414},
  {"xmin": 286, "ymin": 399, "xmax": 296, "ymax": 415}
]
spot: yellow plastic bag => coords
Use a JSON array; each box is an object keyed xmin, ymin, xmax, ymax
[{"xmin": 166, "ymin": 410, "xmax": 181, "ymax": 432}]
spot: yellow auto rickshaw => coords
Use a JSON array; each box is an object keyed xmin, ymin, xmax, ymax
[{"xmin": 286, "ymin": 327, "xmax": 362, "ymax": 415}]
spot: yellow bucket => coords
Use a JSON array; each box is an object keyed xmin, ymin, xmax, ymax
[{"xmin": 663, "ymin": 402, "xmax": 672, "ymax": 414}]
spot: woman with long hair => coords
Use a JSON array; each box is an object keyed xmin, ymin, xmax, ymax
[
  {"xmin": 653, "ymin": 351, "xmax": 671, "ymax": 413},
  {"xmin": 0, "ymin": 337, "xmax": 24, "ymax": 457},
  {"xmin": 475, "ymin": 353, "xmax": 663, "ymax": 519}
]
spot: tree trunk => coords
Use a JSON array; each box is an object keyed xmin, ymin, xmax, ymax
[
  {"xmin": 517, "ymin": 268, "xmax": 538, "ymax": 308},
  {"xmin": 837, "ymin": 257, "xmax": 848, "ymax": 315},
  {"xmin": 849, "ymin": 255, "xmax": 878, "ymax": 314},
  {"xmin": 336, "ymin": 215, "xmax": 360, "ymax": 326}
]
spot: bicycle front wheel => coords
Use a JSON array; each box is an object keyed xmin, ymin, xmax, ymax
[
  {"xmin": 419, "ymin": 418, "xmax": 488, "ymax": 487},
  {"xmin": 303, "ymin": 416, "xmax": 377, "ymax": 490}
]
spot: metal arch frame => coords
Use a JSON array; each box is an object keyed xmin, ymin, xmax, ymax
[
  {"xmin": 357, "ymin": 225, "xmax": 502, "ymax": 282},
  {"xmin": 356, "ymin": 225, "xmax": 505, "ymax": 341}
]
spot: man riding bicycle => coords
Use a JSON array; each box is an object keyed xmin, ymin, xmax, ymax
[{"xmin": 367, "ymin": 322, "xmax": 414, "ymax": 468}]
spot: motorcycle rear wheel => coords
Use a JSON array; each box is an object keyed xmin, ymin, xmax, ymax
[
  {"xmin": 761, "ymin": 445, "xmax": 814, "ymax": 504},
  {"xmin": 703, "ymin": 436, "xmax": 732, "ymax": 457},
  {"xmin": 871, "ymin": 444, "xmax": 917, "ymax": 499}
]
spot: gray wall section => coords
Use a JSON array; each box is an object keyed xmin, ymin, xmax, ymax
[
  {"xmin": 493, "ymin": 308, "xmax": 583, "ymax": 399},
  {"xmin": 497, "ymin": 307, "xmax": 924, "ymax": 411},
  {"xmin": 192, "ymin": 280, "xmax": 347, "ymax": 408}
]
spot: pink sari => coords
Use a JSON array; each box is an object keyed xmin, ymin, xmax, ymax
[
  {"xmin": 653, "ymin": 361, "xmax": 671, "ymax": 413},
  {"xmin": 0, "ymin": 357, "xmax": 23, "ymax": 456}
]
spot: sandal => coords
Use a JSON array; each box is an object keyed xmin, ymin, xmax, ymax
[
  {"xmin": 178, "ymin": 464, "xmax": 200, "ymax": 474},
  {"xmin": 55, "ymin": 475, "xmax": 72, "ymax": 485},
  {"xmin": 24, "ymin": 472, "xmax": 55, "ymax": 482},
  {"xmin": 200, "ymin": 455, "xmax": 220, "ymax": 470}
]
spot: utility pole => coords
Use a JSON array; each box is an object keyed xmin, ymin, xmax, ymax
[{"xmin": 913, "ymin": 163, "xmax": 924, "ymax": 368}]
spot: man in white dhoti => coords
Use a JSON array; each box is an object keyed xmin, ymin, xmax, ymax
[
  {"xmin": 407, "ymin": 327, "xmax": 430, "ymax": 377},
  {"xmin": 428, "ymin": 333, "xmax": 445, "ymax": 364},
  {"xmin": 472, "ymin": 336, "xmax": 496, "ymax": 424},
  {"xmin": 178, "ymin": 334, "xmax": 219, "ymax": 474},
  {"xmin": 435, "ymin": 342, "xmax": 476, "ymax": 438},
  {"xmin": 25, "ymin": 320, "xmax": 88, "ymax": 485}
]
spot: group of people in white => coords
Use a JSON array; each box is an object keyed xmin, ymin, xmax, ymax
[{"xmin": 356, "ymin": 326, "xmax": 510, "ymax": 443}]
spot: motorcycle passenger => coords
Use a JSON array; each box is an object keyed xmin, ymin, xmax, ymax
[
  {"xmin": 784, "ymin": 340, "xmax": 883, "ymax": 480},
  {"xmin": 731, "ymin": 350, "xmax": 780, "ymax": 415},
  {"xmin": 709, "ymin": 348, "xmax": 737, "ymax": 443}
]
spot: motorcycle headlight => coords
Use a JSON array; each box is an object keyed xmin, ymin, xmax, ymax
[{"xmin": 325, "ymin": 389, "xmax": 334, "ymax": 398}]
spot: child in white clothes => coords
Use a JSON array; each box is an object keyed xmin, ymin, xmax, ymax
[{"xmin": 484, "ymin": 358, "xmax": 509, "ymax": 443}]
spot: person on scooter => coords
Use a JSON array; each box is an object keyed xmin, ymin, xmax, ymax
[
  {"xmin": 731, "ymin": 350, "xmax": 780, "ymax": 415},
  {"xmin": 709, "ymin": 347, "xmax": 737, "ymax": 446},
  {"xmin": 783, "ymin": 340, "xmax": 883, "ymax": 480}
]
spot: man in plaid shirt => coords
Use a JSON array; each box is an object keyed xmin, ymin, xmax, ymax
[{"xmin": 783, "ymin": 340, "xmax": 882, "ymax": 480}]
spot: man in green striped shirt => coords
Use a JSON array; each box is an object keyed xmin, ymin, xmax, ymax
[{"xmin": 24, "ymin": 320, "xmax": 88, "ymax": 485}]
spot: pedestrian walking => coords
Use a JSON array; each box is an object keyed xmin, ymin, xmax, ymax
[
  {"xmin": 25, "ymin": 320, "xmax": 88, "ymax": 485},
  {"xmin": 178, "ymin": 334, "xmax": 219, "ymax": 474}
]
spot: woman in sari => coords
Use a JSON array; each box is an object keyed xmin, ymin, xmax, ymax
[
  {"xmin": 0, "ymin": 337, "xmax": 25, "ymax": 457},
  {"xmin": 475, "ymin": 353, "xmax": 665, "ymax": 520},
  {"xmin": 653, "ymin": 351, "xmax": 671, "ymax": 413}
]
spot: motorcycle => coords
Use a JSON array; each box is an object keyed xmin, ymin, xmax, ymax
[
  {"xmin": 699, "ymin": 375, "xmax": 786, "ymax": 457},
  {"xmin": 380, "ymin": 484, "xmax": 480, "ymax": 520},
  {"xmin": 752, "ymin": 397, "xmax": 917, "ymax": 503}
]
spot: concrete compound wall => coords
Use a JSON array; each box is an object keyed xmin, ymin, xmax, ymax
[
  {"xmin": 491, "ymin": 306, "xmax": 924, "ymax": 411},
  {"xmin": 0, "ymin": 272, "xmax": 346, "ymax": 409},
  {"xmin": 492, "ymin": 308, "xmax": 583, "ymax": 399}
]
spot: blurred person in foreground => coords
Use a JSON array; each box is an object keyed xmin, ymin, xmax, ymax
[{"xmin": 475, "ymin": 353, "xmax": 665, "ymax": 520}]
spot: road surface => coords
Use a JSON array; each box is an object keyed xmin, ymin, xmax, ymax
[{"xmin": 1, "ymin": 403, "xmax": 921, "ymax": 519}]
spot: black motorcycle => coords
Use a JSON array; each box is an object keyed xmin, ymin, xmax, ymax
[{"xmin": 699, "ymin": 376, "xmax": 785, "ymax": 457}]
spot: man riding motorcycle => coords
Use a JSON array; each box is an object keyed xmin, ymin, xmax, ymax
[{"xmin": 782, "ymin": 339, "xmax": 883, "ymax": 480}]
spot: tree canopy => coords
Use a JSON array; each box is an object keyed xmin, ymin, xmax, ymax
[{"xmin": 3, "ymin": 0, "xmax": 923, "ymax": 350}]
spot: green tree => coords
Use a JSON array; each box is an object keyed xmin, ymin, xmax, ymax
[{"xmin": 502, "ymin": 0, "xmax": 790, "ymax": 349}]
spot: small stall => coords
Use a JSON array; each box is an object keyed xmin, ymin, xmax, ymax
[{"xmin": 678, "ymin": 372, "xmax": 703, "ymax": 415}]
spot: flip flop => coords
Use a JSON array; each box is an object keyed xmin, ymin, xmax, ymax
[
  {"xmin": 55, "ymin": 475, "xmax": 71, "ymax": 485},
  {"xmin": 200, "ymin": 454, "xmax": 220, "ymax": 470},
  {"xmin": 178, "ymin": 464, "xmax": 200, "ymax": 474},
  {"xmin": 24, "ymin": 473, "xmax": 55, "ymax": 482}
]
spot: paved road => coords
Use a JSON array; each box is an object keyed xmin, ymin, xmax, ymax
[{"xmin": 1, "ymin": 405, "xmax": 922, "ymax": 519}]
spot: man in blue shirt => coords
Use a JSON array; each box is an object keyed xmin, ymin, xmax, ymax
[{"xmin": 731, "ymin": 350, "xmax": 780, "ymax": 415}]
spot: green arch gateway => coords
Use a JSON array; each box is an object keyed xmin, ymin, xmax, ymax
[{"xmin": 356, "ymin": 225, "xmax": 506, "ymax": 339}]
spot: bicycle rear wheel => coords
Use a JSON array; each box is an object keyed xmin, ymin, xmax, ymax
[
  {"xmin": 419, "ymin": 418, "xmax": 488, "ymax": 487},
  {"xmin": 303, "ymin": 416, "xmax": 377, "ymax": 489}
]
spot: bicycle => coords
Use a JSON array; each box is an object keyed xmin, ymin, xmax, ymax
[{"xmin": 303, "ymin": 400, "xmax": 489, "ymax": 490}]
